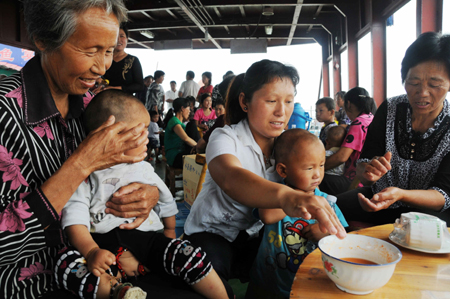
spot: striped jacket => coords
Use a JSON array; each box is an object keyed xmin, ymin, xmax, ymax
[{"xmin": 0, "ymin": 56, "xmax": 89, "ymax": 298}]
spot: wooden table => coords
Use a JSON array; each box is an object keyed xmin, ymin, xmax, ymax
[{"xmin": 290, "ymin": 224, "xmax": 450, "ymax": 298}]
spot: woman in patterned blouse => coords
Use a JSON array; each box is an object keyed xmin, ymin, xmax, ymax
[
  {"xmin": 337, "ymin": 32, "xmax": 450, "ymax": 225},
  {"xmin": 0, "ymin": 1, "xmax": 159, "ymax": 298}
]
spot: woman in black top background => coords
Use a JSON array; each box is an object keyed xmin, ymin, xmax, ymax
[{"xmin": 103, "ymin": 24, "xmax": 144, "ymax": 94}]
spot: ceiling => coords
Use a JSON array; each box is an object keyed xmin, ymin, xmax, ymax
[{"xmin": 124, "ymin": 0, "xmax": 353, "ymax": 53}]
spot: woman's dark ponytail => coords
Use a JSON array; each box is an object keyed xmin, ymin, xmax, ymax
[{"xmin": 344, "ymin": 87, "xmax": 377, "ymax": 115}]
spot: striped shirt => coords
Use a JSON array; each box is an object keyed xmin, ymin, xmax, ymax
[{"xmin": 0, "ymin": 56, "xmax": 89, "ymax": 298}]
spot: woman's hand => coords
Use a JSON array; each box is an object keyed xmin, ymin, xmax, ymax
[
  {"xmin": 105, "ymin": 183, "xmax": 159, "ymax": 230},
  {"xmin": 72, "ymin": 116, "xmax": 148, "ymax": 177},
  {"xmin": 357, "ymin": 186, "xmax": 403, "ymax": 212},
  {"xmin": 280, "ymin": 191, "xmax": 347, "ymax": 239},
  {"xmin": 361, "ymin": 152, "xmax": 392, "ymax": 184}
]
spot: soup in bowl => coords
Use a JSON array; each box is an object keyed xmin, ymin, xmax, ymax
[{"xmin": 318, "ymin": 234, "xmax": 402, "ymax": 295}]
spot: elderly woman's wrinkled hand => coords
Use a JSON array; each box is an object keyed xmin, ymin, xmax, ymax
[
  {"xmin": 105, "ymin": 183, "xmax": 159, "ymax": 230},
  {"xmin": 74, "ymin": 115, "xmax": 148, "ymax": 175},
  {"xmin": 281, "ymin": 192, "xmax": 347, "ymax": 239},
  {"xmin": 357, "ymin": 187, "xmax": 403, "ymax": 212},
  {"xmin": 362, "ymin": 152, "xmax": 392, "ymax": 183}
]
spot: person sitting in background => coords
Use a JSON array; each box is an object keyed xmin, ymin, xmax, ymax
[
  {"xmin": 59, "ymin": 89, "xmax": 228, "ymax": 299},
  {"xmin": 179, "ymin": 71, "xmax": 200, "ymax": 99},
  {"xmin": 316, "ymin": 97, "xmax": 337, "ymax": 146},
  {"xmin": 334, "ymin": 91, "xmax": 351, "ymax": 127},
  {"xmin": 197, "ymin": 72, "xmax": 213, "ymax": 99},
  {"xmin": 319, "ymin": 87, "xmax": 377, "ymax": 196},
  {"xmin": 103, "ymin": 23, "xmax": 144, "ymax": 95},
  {"xmin": 136, "ymin": 75, "xmax": 153, "ymax": 105},
  {"xmin": 325, "ymin": 126, "xmax": 346, "ymax": 176},
  {"xmin": 148, "ymin": 111, "xmax": 162, "ymax": 163},
  {"xmin": 195, "ymin": 74, "xmax": 240, "ymax": 154},
  {"xmin": 337, "ymin": 32, "xmax": 450, "ymax": 225},
  {"xmin": 164, "ymin": 98, "xmax": 198, "ymax": 168},
  {"xmin": 165, "ymin": 80, "xmax": 177, "ymax": 112},
  {"xmin": 194, "ymin": 93, "xmax": 216, "ymax": 132},
  {"xmin": 206, "ymin": 99, "xmax": 226, "ymax": 129},
  {"xmin": 246, "ymin": 129, "xmax": 347, "ymax": 299}
]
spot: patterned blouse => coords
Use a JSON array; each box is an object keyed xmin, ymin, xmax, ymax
[
  {"xmin": 358, "ymin": 95, "xmax": 450, "ymax": 212},
  {"xmin": 0, "ymin": 56, "xmax": 90, "ymax": 298}
]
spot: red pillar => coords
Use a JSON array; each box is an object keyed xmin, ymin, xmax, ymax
[
  {"xmin": 418, "ymin": 0, "xmax": 443, "ymax": 34},
  {"xmin": 371, "ymin": 22, "xmax": 386, "ymax": 106},
  {"xmin": 322, "ymin": 58, "xmax": 330, "ymax": 97}
]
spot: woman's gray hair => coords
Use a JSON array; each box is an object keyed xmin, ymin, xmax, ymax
[{"xmin": 23, "ymin": 0, "xmax": 128, "ymax": 53}]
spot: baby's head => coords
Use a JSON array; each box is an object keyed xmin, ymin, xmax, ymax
[
  {"xmin": 325, "ymin": 126, "xmax": 346, "ymax": 150},
  {"xmin": 150, "ymin": 110, "xmax": 159, "ymax": 123},
  {"xmin": 84, "ymin": 89, "xmax": 150, "ymax": 156},
  {"xmin": 274, "ymin": 129, "xmax": 325, "ymax": 193}
]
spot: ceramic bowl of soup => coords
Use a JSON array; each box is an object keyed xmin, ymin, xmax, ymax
[{"xmin": 318, "ymin": 234, "xmax": 402, "ymax": 295}]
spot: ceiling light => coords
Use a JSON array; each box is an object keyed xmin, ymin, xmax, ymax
[
  {"xmin": 140, "ymin": 30, "xmax": 154, "ymax": 39},
  {"xmin": 265, "ymin": 25, "xmax": 273, "ymax": 35},
  {"xmin": 262, "ymin": 6, "xmax": 274, "ymax": 16},
  {"xmin": 205, "ymin": 29, "xmax": 209, "ymax": 42}
]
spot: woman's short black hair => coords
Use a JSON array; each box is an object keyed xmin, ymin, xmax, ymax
[
  {"xmin": 401, "ymin": 32, "xmax": 450, "ymax": 83},
  {"xmin": 173, "ymin": 97, "xmax": 190, "ymax": 113},
  {"xmin": 335, "ymin": 91, "xmax": 346, "ymax": 100},
  {"xmin": 344, "ymin": 87, "xmax": 377, "ymax": 115},
  {"xmin": 120, "ymin": 22, "xmax": 129, "ymax": 38},
  {"xmin": 164, "ymin": 98, "xmax": 190, "ymax": 122},
  {"xmin": 154, "ymin": 70, "xmax": 165, "ymax": 80},
  {"xmin": 199, "ymin": 93, "xmax": 211, "ymax": 106},
  {"xmin": 202, "ymin": 72, "xmax": 212, "ymax": 85},
  {"xmin": 226, "ymin": 60, "xmax": 299, "ymax": 125}
]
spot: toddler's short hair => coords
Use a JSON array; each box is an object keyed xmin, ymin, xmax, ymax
[
  {"xmin": 274, "ymin": 129, "xmax": 322, "ymax": 165},
  {"xmin": 84, "ymin": 90, "xmax": 144, "ymax": 134},
  {"xmin": 316, "ymin": 97, "xmax": 335, "ymax": 111}
]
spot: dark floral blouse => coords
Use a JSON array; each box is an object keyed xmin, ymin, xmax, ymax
[{"xmin": 0, "ymin": 56, "xmax": 91, "ymax": 298}]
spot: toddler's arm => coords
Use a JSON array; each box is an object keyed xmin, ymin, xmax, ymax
[
  {"xmin": 258, "ymin": 208, "xmax": 287, "ymax": 225},
  {"xmin": 162, "ymin": 215, "xmax": 176, "ymax": 239},
  {"xmin": 65, "ymin": 225, "xmax": 116, "ymax": 277}
]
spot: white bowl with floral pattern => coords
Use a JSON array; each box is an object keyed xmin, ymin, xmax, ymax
[{"xmin": 318, "ymin": 234, "xmax": 402, "ymax": 295}]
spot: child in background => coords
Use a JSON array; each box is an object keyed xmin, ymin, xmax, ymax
[
  {"xmin": 246, "ymin": 129, "xmax": 348, "ymax": 299},
  {"xmin": 325, "ymin": 126, "xmax": 346, "ymax": 176},
  {"xmin": 148, "ymin": 110, "xmax": 161, "ymax": 163},
  {"xmin": 56, "ymin": 90, "xmax": 229, "ymax": 299},
  {"xmin": 316, "ymin": 97, "xmax": 337, "ymax": 146}
]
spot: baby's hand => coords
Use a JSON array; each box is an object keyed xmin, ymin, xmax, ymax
[
  {"xmin": 86, "ymin": 248, "xmax": 116, "ymax": 277},
  {"xmin": 303, "ymin": 223, "xmax": 329, "ymax": 243}
]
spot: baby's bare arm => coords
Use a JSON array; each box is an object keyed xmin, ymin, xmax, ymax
[
  {"xmin": 163, "ymin": 215, "xmax": 176, "ymax": 239},
  {"xmin": 65, "ymin": 225, "xmax": 115, "ymax": 277}
]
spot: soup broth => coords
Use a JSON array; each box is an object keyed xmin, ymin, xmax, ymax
[{"xmin": 340, "ymin": 257, "xmax": 378, "ymax": 265}]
